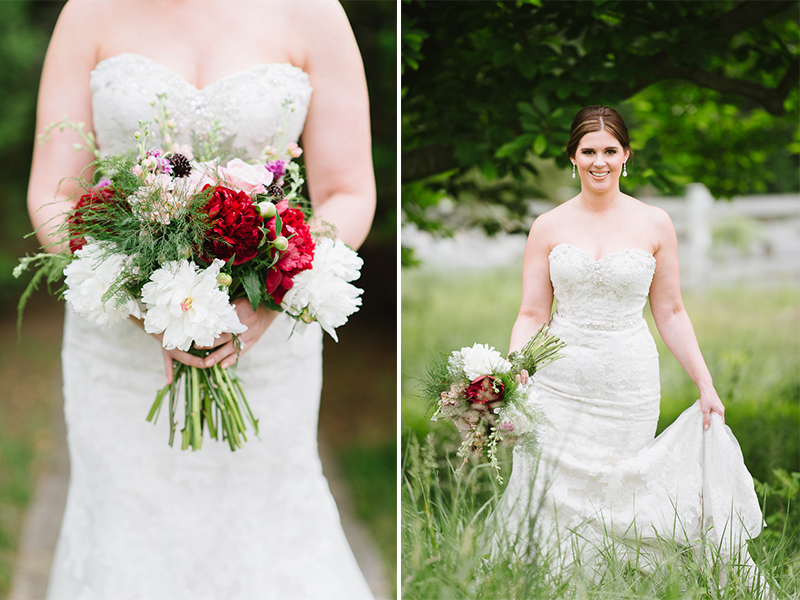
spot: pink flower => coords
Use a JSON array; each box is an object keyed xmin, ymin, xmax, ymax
[
  {"xmin": 171, "ymin": 143, "xmax": 194, "ymax": 160},
  {"xmin": 216, "ymin": 158, "xmax": 273, "ymax": 195},
  {"xmin": 287, "ymin": 142, "xmax": 303, "ymax": 158},
  {"xmin": 499, "ymin": 421, "xmax": 516, "ymax": 434}
]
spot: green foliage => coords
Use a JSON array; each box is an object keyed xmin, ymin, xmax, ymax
[
  {"xmin": 402, "ymin": 0, "xmax": 799, "ymax": 236},
  {"xmin": 13, "ymin": 251, "xmax": 70, "ymax": 332}
]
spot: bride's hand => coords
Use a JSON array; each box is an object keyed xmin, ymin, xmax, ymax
[
  {"xmin": 515, "ymin": 369, "xmax": 530, "ymax": 386},
  {"xmin": 700, "ymin": 388, "xmax": 725, "ymax": 430},
  {"xmin": 197, "ymin": 298, "xmax": 278, "ymax": 370}
]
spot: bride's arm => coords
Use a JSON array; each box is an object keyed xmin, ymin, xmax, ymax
[
  {"xmin": 27, "ymin": 0, "xmax": 102, "ymax": 253},
  {"xmin": 297, "ymin": 1, "xmax": 375, "ymax": 250},
  {"xmin": 510, "ymin": 217, "xmax": 554, "ymax": 356},
  {"xmin": 648, "ymin": 209, "xmax": 724, "ymax": 429}
]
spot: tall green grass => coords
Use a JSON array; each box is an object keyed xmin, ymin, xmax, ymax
[{"xmin": 402, "ymin": 265, "xmax": 800, "ymax": 598}]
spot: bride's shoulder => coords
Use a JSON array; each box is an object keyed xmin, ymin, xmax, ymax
[
  {"xmin": 626, "ymin": 195, "xmax": 674, "ymax": 229},
  {"xmin": 282, "ymin": 0, "xmax": 359, "ymax": 72},
  {"xmin": 532, "ymin": 200, "xmax": 575, "ymax": 228},
  {"xmin": 623, "ymin": 195, "xmax": 677, "ymax": 249},
  {"xmin": 526, "ymin": 201, "xmax": 573, "ymax": 248},
  {"xmin": 287, "ymin": 0, "xmax": 353, "ymax": 39}
]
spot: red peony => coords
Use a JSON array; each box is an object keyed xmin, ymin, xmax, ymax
[
  {"xmin": 463, "ymin": 375, "xmax": 505, "ymax": 405},
  {"xmin": 264, "ymin": 200, "xmax": 315, "ymax": 304},
  {"xmin": 203, "ymin": 185, "xmax": 264, "ymax": 265},
  {"xmin": 68, "ymin": 186, "xmax": 119, "ymax": 254}
]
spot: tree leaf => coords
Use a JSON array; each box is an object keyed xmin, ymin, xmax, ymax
[
  {"xmin": 533, "ymin": 134, "xmax": 547, "ymax": 156},
  {"xmin": 242, "ymin": 270, "xmax": 262, "ymax": 312}
]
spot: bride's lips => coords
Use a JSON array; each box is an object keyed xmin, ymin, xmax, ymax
[{"xmin": 589, "ymin": 170, "xmax": 610, "ymax": 180}]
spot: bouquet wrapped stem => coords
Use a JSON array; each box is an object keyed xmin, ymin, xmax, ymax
[{"xmin": 147, "ymin": 351, "xmax": 258, "ymax": 451}]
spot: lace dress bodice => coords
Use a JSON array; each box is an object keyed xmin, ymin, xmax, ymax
[
  {"xmin": 549, "ymin": 243, "xmax": 655, "ymax": 331},
  {"xmin": 90, "ymin": 53, "xmax": 312, "ymax": 159},
  {"xmin": 48, "ymin": 53, "xmax": 374, "ymax": 600}
]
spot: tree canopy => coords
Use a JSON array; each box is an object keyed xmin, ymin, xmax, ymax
[{"xmin": 402, "ymin": 0, "xmax": 799, "ymax": 238}]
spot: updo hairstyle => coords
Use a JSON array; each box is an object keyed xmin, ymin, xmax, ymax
[{"xmin": 566, "ymin": 105, "xmax": 632, "ymax": 160}]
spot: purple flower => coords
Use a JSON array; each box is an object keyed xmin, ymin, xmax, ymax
[
  {"xmin": 265, "ymin": 160, "xmax": 287, "ymax": 180},
  {"xmin": 138, "ymin": 149, "xmax": 173, "ymax": 175}
]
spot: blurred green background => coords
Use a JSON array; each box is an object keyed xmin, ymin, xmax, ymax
[{"xmin": 0, "ymin": 1, "xmax": 397, "ymax": 597}]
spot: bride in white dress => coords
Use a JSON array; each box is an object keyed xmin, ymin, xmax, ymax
[
  {"xmin": 28, "ymin": 1, "xmax": 376, "ymax": 598},
  {"xmin": 489, "ymin": 106, "xmax": 767, "ymax": 591}
]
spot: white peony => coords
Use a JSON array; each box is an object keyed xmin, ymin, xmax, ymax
[
  {"xmin": 64, "ymin": 242, "xmax": 143, "ymax": 327},
  {"xmin": 280, "ymin": 238, "xmax": 363, "ymax": 341},
  {"xmin": 452, "ymin": 343, "xmax": 512, "ymax": 379},
  {"xmin": 141, "ymin": 259, "xmax": 247, "ymax": 351}
]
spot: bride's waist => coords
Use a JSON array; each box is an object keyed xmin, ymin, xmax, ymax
[{"xmin": 551, "ymin": 310, "xmax": 646, "ymax": 332}]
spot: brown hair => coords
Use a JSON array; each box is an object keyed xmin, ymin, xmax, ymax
[{"xmin": 566, "ymin": 105, "xmax": 631, "ymax": 160}]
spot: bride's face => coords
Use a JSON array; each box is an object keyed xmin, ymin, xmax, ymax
[{"xmin": 572, "ymin": 129, "xmax": 629, "ymax": 193}]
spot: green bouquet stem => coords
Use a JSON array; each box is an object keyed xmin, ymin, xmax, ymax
[{"xmin": 147, "ymin": 350, "xmax": 259, "ymax": 451}]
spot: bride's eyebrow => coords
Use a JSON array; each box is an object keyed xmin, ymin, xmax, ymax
[{"xmin": 580, "ymin": 145, "xmax": 621, "ymax": 151}]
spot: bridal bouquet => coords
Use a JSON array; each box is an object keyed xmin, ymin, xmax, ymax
[
  {"xmin": 423, "ymin": 325, "xmax": 565, "ymax": 481},
  {"xmin": 15, "ymin": 100, "xmax": 363, "ymax": 451}
]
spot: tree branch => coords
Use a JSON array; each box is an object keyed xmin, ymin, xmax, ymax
[
  {"xmin": 718, "ymin": 0, "xmax": 795, "ymax": 36},
  {"xmin": 682, "ymin": 64, "xmax": 796, "ymax": 115}
]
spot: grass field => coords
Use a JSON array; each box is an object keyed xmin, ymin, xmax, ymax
[{"xmin": 402, "ymin": 264, "xmax": 800, "ymax": 599}]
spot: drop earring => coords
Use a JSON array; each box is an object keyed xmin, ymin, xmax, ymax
[
  {"xmin": 622, "ymin": 162, "xmax": 628, "ymax": 177},
  {"xmin": 572, "ymin": 163, "xmax": 576, "ymax": 179}
]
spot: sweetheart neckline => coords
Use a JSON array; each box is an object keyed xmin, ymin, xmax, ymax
[
  {"xmin": 550, "ymin": 242, "xmax": 655, "ymax": 263},
  {"xmin": 92, "ymin": 52, "xmax": 308, "ymax": 93}
]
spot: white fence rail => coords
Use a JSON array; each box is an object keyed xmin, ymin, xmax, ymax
[{"xmin": 407, "ymin": 185, "xmax": 800, "ymax": 288}]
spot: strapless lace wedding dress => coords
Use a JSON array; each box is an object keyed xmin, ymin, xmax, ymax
[
  {"xmin": 487, "ymin": 243, "xmax": 765, "ymax": 585},
  {"xmin": 47, "ymin": 53, "xmax": 374, "ymax": 600}
]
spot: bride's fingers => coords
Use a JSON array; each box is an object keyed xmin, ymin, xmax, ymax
[
  {"xmin": 204, "ymin": 339, "xmax": 247, "ymax": 368},
  {"xmin": 168, "ymin": 348, "xmax": 207, "ymax": 369},
  {"xmin": 195, "ymin": 332, "xmax": 232, "ymax": 350},
  {"xmin": 161, "ymin": 349, "xmax": 174, "ymax": 385}
]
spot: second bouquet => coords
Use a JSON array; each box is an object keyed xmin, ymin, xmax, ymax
[{"xmin": 16, "ymin": 106, "xmax": 363, "ymax": 451}]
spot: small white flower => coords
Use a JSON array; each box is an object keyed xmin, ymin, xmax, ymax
[
  {"xmin": 452, "ymin": 343, "xmax": 512, "ymax": 379},
  {"xmin": 280, "ymin": 238, "xmax": 363, "ymax": 341},
  {"xmin": 64, "ymin": 242, "xmax": 142, "ymax": 327},
  {"xmin": 141, "ymin": 259, "xmax": 246, "ymax": 351}
]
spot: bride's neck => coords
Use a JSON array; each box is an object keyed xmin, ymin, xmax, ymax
[{"xmin": 578, "ymin": 188, "xmax": 622, "ymax": 213}]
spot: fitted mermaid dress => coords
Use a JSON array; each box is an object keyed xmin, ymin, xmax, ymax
[
  {"xmin": 488, "ymin": 243, "xmax": 764, "ymax": 580},
  {"xmin": 47, "ymin": 53, "xmax": 374, "ymax": 600}
]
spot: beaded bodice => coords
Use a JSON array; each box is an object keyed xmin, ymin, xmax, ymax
[
  {"xmin": 90, "ymin": 53, "xmax": 312, "ymax": 159},
  {"xmin": 548, "ymin": 243, "xmax": 656, "ymax": 331}
]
